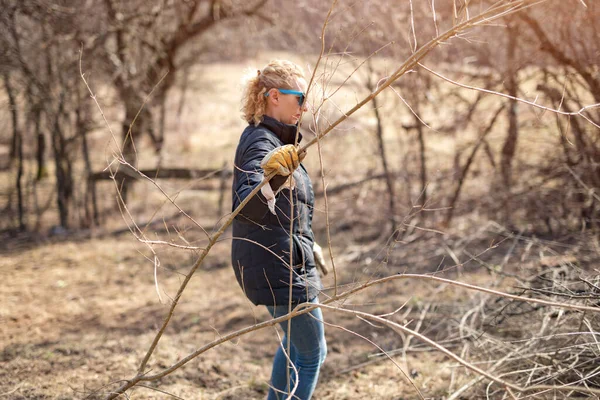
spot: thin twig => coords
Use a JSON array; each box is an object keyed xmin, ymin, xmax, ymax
[{"xmin": 419, "ymin": 62, "xmax": 600, "ymax": 129}]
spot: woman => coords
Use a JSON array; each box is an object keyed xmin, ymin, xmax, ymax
[{"xmin": 231, "ymin": 60, "xmax": 327, "ymax": 400}]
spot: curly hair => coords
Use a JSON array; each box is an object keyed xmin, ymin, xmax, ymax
[{"xmin": 241, "ymin": 60, "xmax": 305, "ymax": 126}]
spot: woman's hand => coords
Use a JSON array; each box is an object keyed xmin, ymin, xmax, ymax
[{"xmin": 260, "ymin": 144, "xmax": 306, "ymax": 177}]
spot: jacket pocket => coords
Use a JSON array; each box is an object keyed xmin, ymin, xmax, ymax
[{"xmin": 292, "ymin": 235, "xmax": 305, "ymax": 270}]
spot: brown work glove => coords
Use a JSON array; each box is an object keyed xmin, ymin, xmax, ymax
[
  {"xmin": 313, "ymin": 242, "xmax": 329, "ymax": 276},
  {"xmin": 259, "ymin": 145, "xmax": 306, "ymax": 214},
  {"xmin": 260, "ymin": 144, "xmax": 306, "ymax": 177}
]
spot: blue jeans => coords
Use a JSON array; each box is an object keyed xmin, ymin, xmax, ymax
[{"xmin": 266, "ymin": 297, "xmax": 327, "ymax": 400}]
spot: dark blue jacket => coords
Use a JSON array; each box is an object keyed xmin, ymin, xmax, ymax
[{"xmin": 231, "ymin": 116, "xmax": 322, "ymax": 306}]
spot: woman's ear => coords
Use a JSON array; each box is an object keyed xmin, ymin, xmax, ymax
[{"xmin": 266, "ymin": 88, "xmax": 279, "ymax": 105}]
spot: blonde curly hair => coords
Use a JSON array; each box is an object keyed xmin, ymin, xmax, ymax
[{"xmin": 241, "ymin": 60, "xmax": 306, "ymax": 126}]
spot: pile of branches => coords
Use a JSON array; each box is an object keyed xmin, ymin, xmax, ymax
[{"xmin": 449, "ymin": 264, "xmax": 600, "ymax": 398}]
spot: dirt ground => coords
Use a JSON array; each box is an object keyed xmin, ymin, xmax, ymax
[
  {"xmin": 1, "ymin": 224, "xmax": 466, "ymax": 400},
  {"xmin": 5, "ymin": 208, "xmax": 594, "ymax": 400}
]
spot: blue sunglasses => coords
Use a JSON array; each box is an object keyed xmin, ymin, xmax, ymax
[{"xmin": 265, "ymin": 88, "xmax": 305, "ymax": 107}]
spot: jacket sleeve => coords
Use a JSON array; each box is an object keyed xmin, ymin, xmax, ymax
[{"xmin": 233, "ymin": 133, "xmax": 286, "ymax": 222}]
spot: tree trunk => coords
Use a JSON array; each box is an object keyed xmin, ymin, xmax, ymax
[
  {"xmin": 34, "ymin": 110, "xmax": 46, "ymax": 181},
  {"xmin": 77, "ymin": 94, "xmax": 99, "ymax": 227},
  {"xmin": 3, "ymin": 72, "xmax": 25, "ymax": 230},
  {"xmin": 397, "ymin": 126, "xmax": 413, "ymax": 208},
  {"xmin": 6, "ymin": 75, "xmax": 18, "ymax": 162},
  {"xmin": 151, "ymin": 96, "xmax": 166, "ymax": 168},
  {"xmin": 369, "ymin": 78, "xmax": 397, "ymax": 236},
  {"xmin": 50, "ymin": 94, "xmax": 73, "ymax": 228},
  {"xmin": 415, "ymin": 108, "xmax": 428, "ymax": 211},
  {"xmin": 118, "ymin": 104, "xmax": 140, "ymax": 202},
  {"xmin": 499, "ymin": 22, "xmax": 519, "ymax": 223},
  {"xmin": 376, "ymin": 100, "xmax": 397, "ymax": 234}
]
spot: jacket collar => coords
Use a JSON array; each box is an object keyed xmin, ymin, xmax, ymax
[{"xmin": 259, "ymin": 115, "xmax": 303, "ymax": 145}]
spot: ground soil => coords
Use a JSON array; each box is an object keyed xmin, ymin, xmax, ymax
[
  {"xmin": 1, "ymin": 225, "xmax": 464, "ymax": 400},
  {"xmin": 5, "ymin": 209, "xmax": 594, "ymax": 400}
]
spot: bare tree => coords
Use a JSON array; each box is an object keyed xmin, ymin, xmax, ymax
[
  {"xmin": 1, "ymin": 1, "xmax": 100, "ymax": 229},
  {"xmin": 100, "ymin": 0, "xmax": 268, "ymax": 200},
  {"xmin": 365, "ymin": 62, "xmax": 398, "ymax": 236}
]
